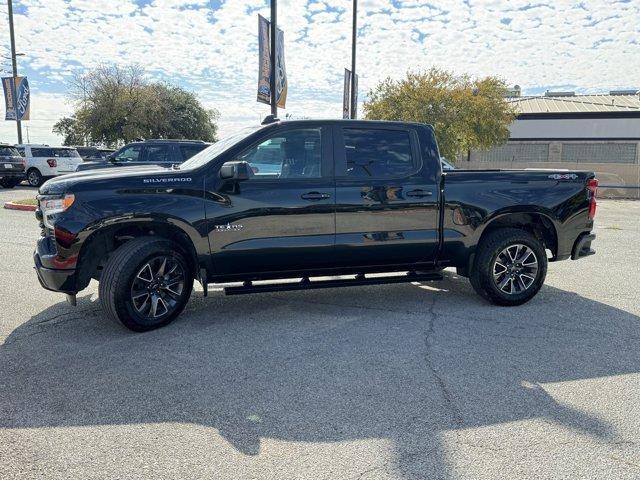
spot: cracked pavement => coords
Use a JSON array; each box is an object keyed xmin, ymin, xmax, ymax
[{"xmin": 1, "ymin": 192, "xmax": 639, "ymax": 479}]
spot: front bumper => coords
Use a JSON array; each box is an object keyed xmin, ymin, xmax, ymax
[
  {"xmin": 571, "ymin": 233, "xmax": 596, "ymax": 260},
  {"xmin": 34, "ymin": 238, "xmax": 78, "ymax": 294}
]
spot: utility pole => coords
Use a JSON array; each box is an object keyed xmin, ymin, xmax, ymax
[
  {"xmin": 7, "ymin": 0, "xmax": 23, "ymax": 144},
  {"xmin": 269, "ymin": 0, "xmax": 277, "ymax": 116},
  {"xmin": 350, "ymin": 0, "xmax": 357, "ymax": 119}
]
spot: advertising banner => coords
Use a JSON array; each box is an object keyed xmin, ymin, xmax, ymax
[
  {"xmin": 342, "ymin": 69, "xmax": 358, "ymax": 119},
  {"xmin": 257, "ymin": 15, "xmax": 287, "ymax": 108},
  {"xmin": 257, "ymin": 15, "xmax": 271, "ymax": 105},
  {"xmin": 2, "ymin": 76, "xmax": 29, "ymax": 121},
  {"xmin": 353, "ymin": 72, "xmax": 358, "ymax": 119},
  {"xmin": 275, "ymin": 27, "xmax": 287, "ymax": 108},
  {"xmin": 343, "ymin": 69, "xmax": 351, "ymax": 119}
]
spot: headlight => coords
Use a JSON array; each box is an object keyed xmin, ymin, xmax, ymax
[{"xmin": 40, "ymin": 194, "xmax": 75, "ymax": 229}]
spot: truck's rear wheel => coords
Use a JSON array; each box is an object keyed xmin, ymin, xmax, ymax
[
  {"xmin": 469, "ymin": 228, "xmax": 547, "ymax": 306},
  {"xmin": 99, "ymin": 237, "xmax": 193, "ymax": 332}
]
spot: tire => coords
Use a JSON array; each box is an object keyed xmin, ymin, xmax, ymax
[
  {"xmin": 0, "ymin": 177, "xmax": 20, "ymax": 188},
  {"xmin": 99, "ymin": 236, "xmax": 194, "ymax": 332},
  {"xmin": 469, "ymin": 228, "xmax": 547, "ymax": 306},
  {"xmin": 27, "ymin": 168, "xmax": 43, "ymax": 187}
]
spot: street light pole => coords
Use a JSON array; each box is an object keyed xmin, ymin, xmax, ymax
[
  {"xmin": 269, "ymin": 0, "xmax": 277, "ymax": 117},
  {"xmin": 350, "ymin": 0, "xmax": 358, "ymax": 119},
  {"xmin": 7, "ymin": 0, "xmax": 23, "ymax": 144}
]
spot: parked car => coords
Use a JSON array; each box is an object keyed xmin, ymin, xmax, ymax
[
  {"xmin": 34, "ymin": 119, "xmax": 598, "ymax": 332},
  {"xmin": 0, "ymin": 143, "xmax": 25, "ymax": 188},
  {"xmin": 75, "ymin": 139, "xmax": 210, "ymax": 172},
  {"xmin": 16, "ymin": 144, "xmax": 83, "ymax": 187},
  {"xmin": 74, "ymin": 146, "xmax": 106, "ymax": 162}
]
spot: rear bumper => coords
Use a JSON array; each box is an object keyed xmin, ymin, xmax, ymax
[
  {"xmin": 571, "ymin": 233, "xmax": 596, "ymax": 260},
  {"xmin": 0, "ymin": 171, "xmax": 25, "ymax": 179},
  {"xmin": 34, "ymin": 239, "xmax": 78, "ymax": 294}
]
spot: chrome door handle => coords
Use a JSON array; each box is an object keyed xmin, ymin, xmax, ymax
[
  {"xmin": 406, "ymin": 189, "xmax": 433, "ymax": 198},
  {"xmin": 301, "ymin": 192, "xmax": 331, "ymax": 200}
]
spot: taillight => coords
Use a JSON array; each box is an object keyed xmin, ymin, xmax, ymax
[
  {"xmin": 47, "ymin": 158, "xmax": 57, "ymax": 167},
  {"xmin": 587, "ymin": 178, "xmax": 598, "ymax": 219}
]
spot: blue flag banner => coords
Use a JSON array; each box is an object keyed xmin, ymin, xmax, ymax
[{"xmin": 2, "ymin": 76, "xmax": 30, "ymax": 121}]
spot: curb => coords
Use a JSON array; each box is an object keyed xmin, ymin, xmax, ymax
[{"xmin": 3, "ymin": 202, "xmax": 37, "ymax": 212}]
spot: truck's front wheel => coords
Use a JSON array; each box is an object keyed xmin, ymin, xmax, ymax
[
  {"xmin": 99, "ymin": 237, "xmax": 193, "ymax": 332},
  {"xmin": 469, "ymin": 228, "xmax": 547, "ymax": 306}
]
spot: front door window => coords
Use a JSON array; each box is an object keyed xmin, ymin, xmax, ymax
[
  {"xmin": 239, "ymin": 129, "xmax": 322, "ymax": 179},
  {"xmin": 115, "ymin": 145, "xmax": 142, "ymax": 162}
]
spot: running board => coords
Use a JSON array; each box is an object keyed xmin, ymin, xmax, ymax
[{"xmin": 223, "ymin": 271, "xmax": 443, "ymax": 296}]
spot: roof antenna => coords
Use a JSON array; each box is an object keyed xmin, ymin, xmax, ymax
[{"xmin": 262, "ymin": 114, "xmax": 280, "ymax": 125}]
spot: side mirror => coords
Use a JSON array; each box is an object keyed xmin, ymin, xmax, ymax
[{"xmin": 219, "ymin": 161, "xmax": 253, "ymax": 181}]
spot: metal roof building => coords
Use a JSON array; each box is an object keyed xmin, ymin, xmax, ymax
[
  {"xmin": 509, "ymin": 93, "xmax": 640, "ymax": 115},
  {"xmin": 465, "ymin": 91, "xmax": 640, "ymax": 197}
]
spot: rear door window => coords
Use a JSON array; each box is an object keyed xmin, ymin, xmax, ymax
[
  {"xmin": 341, "ymin": 128, "xmax": 417, "ymax": 178},
  {"xmin": 31, "ymin": 147, "xmax": 53, "ymax": 157},
  {"xmin": 144, "ymin": 144, "xmax": 173, "ymax": 163}
]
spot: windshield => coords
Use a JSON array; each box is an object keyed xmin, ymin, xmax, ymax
[
  {"xmin": 0, "ymin": 146, "xmax": 20, "ymax": 157},
  {"xmin": 179, "ymin": 126, "xmax": 263, "ymax": 170}
]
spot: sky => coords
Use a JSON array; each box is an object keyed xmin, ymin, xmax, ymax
[{"xmin": 0, "ymin": 0, "xmax": 639, "ymax": 145}]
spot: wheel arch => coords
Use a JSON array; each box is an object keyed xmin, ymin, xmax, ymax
[
  {"xmin": 75, "ymin": 217, "xmax": 200, "ymax": 291},
  {"xmin": 460, "ymin": 210, "xmax": 559, "ymax": 277}
]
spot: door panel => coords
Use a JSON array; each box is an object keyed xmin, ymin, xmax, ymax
[
  {"xmin": 205, "ymin": 125, "xmax": 335, "ymax": 276},
  {"xmin": 333, "ymin": 126, "xmax": 440, "ymax": 267}
]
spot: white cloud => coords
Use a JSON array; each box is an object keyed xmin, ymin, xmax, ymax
[
  {"xmin": 0, "ymin": 92, "xmax": 72, "ymax": 145},
  {"xmin": 0, "ymin": 0, "xmax": 638, "ymax": 145}
]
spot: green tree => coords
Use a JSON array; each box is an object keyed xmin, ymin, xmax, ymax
[
  {"xmin": 363, "ymin": 68, "xmax": 516, "ymax": 161},
  {"xmin": 53, "ymin": 65, "xmax": 218, "ymax": 147},
  {"xmin": 52, "ymin": 115, "xmax": 87, "ymax": 146}
]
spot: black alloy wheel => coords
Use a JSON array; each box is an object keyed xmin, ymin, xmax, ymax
[
  {"xmin": 492, "ymin": 244, "xmax": 539, "ymax": 295},
  {"xmin": 130, "ymin": 255, "xmax": 186, "ymax": 320}
]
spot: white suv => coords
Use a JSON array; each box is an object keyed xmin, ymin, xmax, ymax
[{"xmin": 15, "ymin": 144, "xmax": 83, "ymax": 187}]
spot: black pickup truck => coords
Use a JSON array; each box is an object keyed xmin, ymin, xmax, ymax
[{"xmin": 34, "ymin": 119, "xmax": 598, "ymax": 331}]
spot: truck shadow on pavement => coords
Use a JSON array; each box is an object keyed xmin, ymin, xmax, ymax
[{"xmin": 2, "ymin": 272, "xmax": 639, "ymax": 478}]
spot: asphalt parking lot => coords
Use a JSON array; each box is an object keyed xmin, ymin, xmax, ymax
[{"xmin": 1, "ymin": 188, "xmax": 639, "ymax": 479}]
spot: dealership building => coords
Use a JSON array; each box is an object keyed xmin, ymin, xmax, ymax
[{"xmin": 465, "ymin": 89, "xmax": 640, "ymax": 197}]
